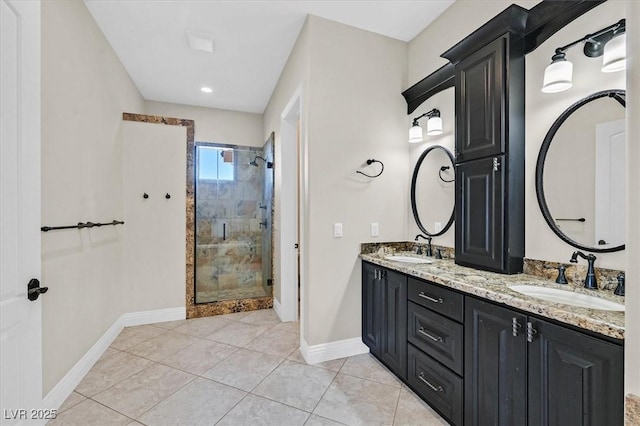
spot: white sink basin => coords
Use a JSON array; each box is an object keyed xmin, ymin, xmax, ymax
[
  {"xmin": 509, "ymin": 285, "xmax": 625, "ymax": 312},
  {"xmin": 384, "ymin": 255, "xmax": 433, "ymax": 264}
]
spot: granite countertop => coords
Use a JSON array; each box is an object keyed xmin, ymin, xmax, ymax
[{"xmin": 360, "ymin": 251, "xmax": 625, "ymax": 340}]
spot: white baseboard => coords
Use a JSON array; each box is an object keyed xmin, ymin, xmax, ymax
[
  {"xmin": 272, "ymin": 297, "xmax": 283, "ymax": 320},
  {"xmin": 42, "ymin": 318, "xmax": 124, "ymax": 410},
  {"xmin": 42, "ymin": 306, "xmax": 185, "ymax": 410},
  {"xmin": 121, "ymin": 307, "xmax": 185, "ymax": 327},
  {"xmin": 300, "ymin": 337, "xmax": 369, "ymax": 365}
]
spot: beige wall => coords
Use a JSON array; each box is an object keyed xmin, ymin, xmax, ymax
[
  {"xmin": 264, "ymin": 16, "xmax": 408, "ymax": 345},
  {"xmin": 145, "ymin": 101, "xmax": 263, "ymax": 147},
  {"xmin": 625, "ymin": 0, "xmax": 639, "ymax": 397},
  {"xmin": 122, "ymin": 122, "xmax": 186, "ymax": 313},
  {"xmin": 305, "ymin": 17, "xmax": 408, "ymax": 345},
  {"xmin": 40, "ymin": 0, "xmax": 144, "ymax": 394}
]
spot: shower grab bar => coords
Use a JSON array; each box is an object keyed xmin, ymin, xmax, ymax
[
  {"xmin": 223, "ymin": 223, "xmax": 226, "ymax": 241},
  {"xmin": 41, "ymin": 220, "xmax": 124, "ymax": 232}
]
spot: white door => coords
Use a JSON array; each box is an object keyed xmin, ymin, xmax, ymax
[
  {"xmin": 1, "ymin": 0, "xmax": 43, "ymax": 422},
  {"xmin": 595, "ymin": 119, "xmax": 626, "ymax": 247}
]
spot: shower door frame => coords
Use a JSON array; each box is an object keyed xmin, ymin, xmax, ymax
[{"xmin": 193, "ymin": 141, "xmax": 271, "ymax": 305}]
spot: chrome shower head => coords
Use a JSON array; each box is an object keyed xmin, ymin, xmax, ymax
[{"xmin": 249, "ymin": 159, "xmax": 258, "ymax": 167}]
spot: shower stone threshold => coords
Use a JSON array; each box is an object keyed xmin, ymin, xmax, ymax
[{"xmin": 187, "ymin": 295, "xmax": 273, "ymax": 319}]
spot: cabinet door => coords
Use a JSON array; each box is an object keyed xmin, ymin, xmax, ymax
[
  {"xmin": 455, "ymin": 36, "xmax": 505, "ymax": 162},
  {"xmin": 362, "ymin": 262, "xmax": 382, "ymax": 355},
  {"xmin": 528, "ymin": 318, "xmax": 624, "ymax": 426},
  {"xmin": 455, "ymin": 156, "xmax": 505, "ymax": 272},
  {"xmin": 465, "ymin": 297, "xmax": 527, "ymax": 426},
  {"xmin": 380, "ymin": 269, "xmax": 407, "ymax": 379}
]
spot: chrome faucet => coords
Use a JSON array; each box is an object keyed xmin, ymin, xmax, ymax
[
  {"xmin": 570, "ymin": 251, "xmax": 598, "ymax": 289},
  {"xmin": 414, "ymin": 234, "xmax": 432, "ymax": 257}
]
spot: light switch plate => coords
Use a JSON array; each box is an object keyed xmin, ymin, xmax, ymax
[
  {"xmin": 334, "ymin": 223, "xmax": 343, "ymax": 238},
  {"xmin": 371, "ymin": 223, "xmax": 379, "ymax": 237},
  {"xmin": 434, "ymin": 222, "xmax": 442, "ymax": 233}
]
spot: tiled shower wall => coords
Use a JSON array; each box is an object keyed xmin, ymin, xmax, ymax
[{"xmin": 195, "ymin": 148, "xmax": 266, "ymax": 302}]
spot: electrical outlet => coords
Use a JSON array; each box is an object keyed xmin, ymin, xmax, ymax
[
  {"xmin": 334, "ymin": 223, "xmax": 343, "ymax": 238},
  {"xmin": 371, "ymin": 223, "xmax": 379, "ymax": 237}
]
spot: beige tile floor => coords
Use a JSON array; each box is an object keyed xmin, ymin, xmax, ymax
[{"xmin": 51, "ymin": 309, "xmax": 448, "ymax": 426}]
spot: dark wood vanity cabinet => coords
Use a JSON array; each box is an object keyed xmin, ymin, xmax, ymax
[
  {"xmin": 361, "ymin": 262, "xmax": 407, "ymax": 380},
  {"xmin": 362, "ymin": 264, "xmax": 624, "ymax": 426},
  {"xmin": 407, "ymin": 277, "xmax": 464, "ymax": 426},
  {"xmin": 362, "ymin": 262, "xmax": 382, "ymax": 353},
  {"xmin": 465, "ymin": 297, "xmax": 624, "ymax": 426},
  {"xmin": 528, "ymin": 317, "xmax": 624, "ymax": 426},
  {"xmin": 444, "ymin": 20, "xmax": 525, "ymax": 274},
  {"xmin": 464, "ymin": 297, "xmax": 528, "ymax": 425}
]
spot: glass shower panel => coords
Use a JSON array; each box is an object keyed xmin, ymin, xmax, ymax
[{"xmin": 195, "ymin": 144, "xmax": 272, "ymax": 304}]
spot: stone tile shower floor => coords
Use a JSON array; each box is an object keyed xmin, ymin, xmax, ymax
[{"xmin": 52, "ymin": 309, "xmax": 448, "ymax": 425}]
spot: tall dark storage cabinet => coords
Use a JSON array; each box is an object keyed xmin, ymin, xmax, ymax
[{"xmin": 442, "ymin": 7, "xmax": 526, "ymax": 274}]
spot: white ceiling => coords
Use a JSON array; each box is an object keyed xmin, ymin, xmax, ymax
[{"xmin": 84, "ymin": 1, "xmax": 455, "ymax": 114}]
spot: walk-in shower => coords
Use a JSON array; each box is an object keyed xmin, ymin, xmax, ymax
[{"xmin": 194, "ymin": 142, "xmax": 274, "ymax": 304}]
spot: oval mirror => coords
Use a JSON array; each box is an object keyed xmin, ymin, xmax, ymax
[
  {"xmin": 411, "ymin": 145, "xmax": 455, "ymax": 237},
  {"xmin": 536, "ymin": 89, "xmax": 626, "ymax": 253}
]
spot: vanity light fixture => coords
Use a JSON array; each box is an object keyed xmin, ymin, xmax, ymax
[
  {"xmin": 542, "ymin": 19, "xmax": 626, "ymax": 93},
  {"xmin": 409, "ymin": 108, "xmax": 442, "ymax": 143}
]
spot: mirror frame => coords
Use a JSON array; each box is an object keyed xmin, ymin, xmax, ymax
[
  {"xmin": 411, "ymin": 145, "xmax": 455, "ymax": 237},
  {"xmin": 535, "ymin": 89, "xmax": 626, "ymax": 253}
]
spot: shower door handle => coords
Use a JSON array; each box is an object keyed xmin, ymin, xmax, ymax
[{"xmin": 223, "ymin": 223, "xmax": 226, "ymax": 241}]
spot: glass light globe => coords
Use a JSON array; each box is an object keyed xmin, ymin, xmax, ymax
[
  {"xmin": 409, "ymin": 124, "xmax": 423, "ymax": 143},
  {"xmin": 542, "ymin": 59, "xmax": 573, "ymax": 93}
]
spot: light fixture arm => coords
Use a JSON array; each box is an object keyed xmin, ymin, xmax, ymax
[
  {"xmin": 412, "ymin": 108, "xmax": 440, "ymax": 126},
  {"xmin": 553, "ymin": 19, "xmax": 625, "ymax": 58}
]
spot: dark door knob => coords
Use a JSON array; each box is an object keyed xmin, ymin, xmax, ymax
[{"xmin": 27, "ymin": 278, "xmax": 48, "ymax": 301}]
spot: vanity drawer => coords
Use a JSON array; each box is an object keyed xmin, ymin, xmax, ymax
[
  {"xmin": 407, "ymin": 344, "xmax": 463, "ymax": 426},
  {"xmin": 408, "ymin": 301, "xmax": 464, "ymax": 375},
  {"xmin": 408, "ymin": 277, "xmax": 464, "ymax": 322}
]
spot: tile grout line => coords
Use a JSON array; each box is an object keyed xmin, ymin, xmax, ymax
[{"xmin": 131, "ymin": 371, "xmax": 199, "ymax": 423}]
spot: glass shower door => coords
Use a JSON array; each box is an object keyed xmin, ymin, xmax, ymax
[{"xmin": 194, "ymin": 143, "xmax": 271, "ymax": 304}]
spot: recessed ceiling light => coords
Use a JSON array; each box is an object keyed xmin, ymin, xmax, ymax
[{"xmin": 201, "ymin": 86, "xmax": 213, "ymax": 94}]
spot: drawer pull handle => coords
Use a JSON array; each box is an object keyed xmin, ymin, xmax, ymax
[
  {"xmin": 419, "ymin": 372, "xmax": 443, "ymax": 392},
  {"xmin": 418, "ymin": 292, "xmax": 443, "ymax": 304},
  {"xmin": 512, "ymin": 317, "xmax": 521, "ymax": 337},
  {"xmin": 527, "ymin": 322, "xmax": 537, "ymax": 343},
  {"xmin": 418, "ymin": 327, "xmax": 444, "ymax": 343}
]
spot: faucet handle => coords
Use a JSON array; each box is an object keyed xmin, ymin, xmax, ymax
[
  {"xmin": 544, "ymin": 264, "xmax": 568, "ymax": 285},
  {"xmin": 614, "ymin": 273, "xmax": 625, "ymax": 296}
]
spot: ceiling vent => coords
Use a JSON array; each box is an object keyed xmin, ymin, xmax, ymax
[{"xmin": 185, "ymin": 30, "xmax": 215, "ymax": 53}]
